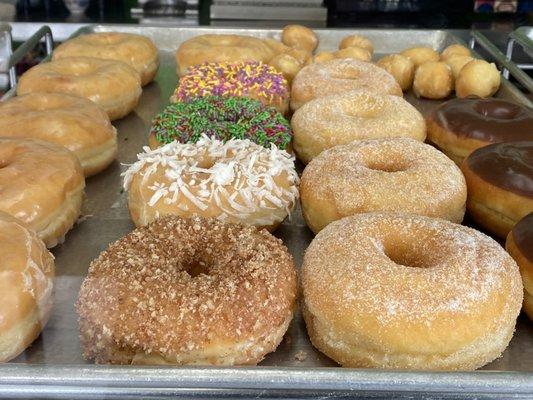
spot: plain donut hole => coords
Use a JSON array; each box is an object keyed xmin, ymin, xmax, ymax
[
  {"xmin": 366, "ymin": 158, "xmax": 410, "ymax": 173},
  {"xmin": 382, "ymin": 238, "xmax": 438, "ymax": 269}
]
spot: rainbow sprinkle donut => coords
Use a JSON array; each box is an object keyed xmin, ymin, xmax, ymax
[
  {"xmin": 170, "ymin": 61, "xmax": 290, "ymax": 115},
  {"xmin": 148, "ymin": 96, "xmax": 292, "ymax": 150}
]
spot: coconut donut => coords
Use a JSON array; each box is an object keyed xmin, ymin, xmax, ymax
[
  {"xmin": 0, "ymin": 138, "xmax": 85, "ymax": 248},
  {"xmin": 302, "ymin": 212, "xmax": 523, "ymax": 370},
  {"xmin": 77, "ymin": 215, "xmax": 297, "ymax": 365},
  {"xmin": 17, "ymin": 57, "xmax": 142, "ymax": 121},
  {"xmin": 0, "ymin": 211, "xmax": 55, "ymax": 363},
  {"xmin": 292, "ymin": 90, "xmax": 426, "ymax": 164},
  {"xmin": 0, "ymin": 92, "xmax": 117, "ymax": 177},
  {"xmin": 300, "ymin": 138, "xmax": 466, "ymax": 234},
  {"xmin": 123, "ymin": 136, "xmax": 299, "ymax": 231},
  {"xmin": 290, "ymin": 58, "xmax": 402, "ymax": 111},
  {"xmin": 52, "ymin": 32, "xmax": 159, "ymax": 86}
]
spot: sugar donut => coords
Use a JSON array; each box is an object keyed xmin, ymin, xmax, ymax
[
  {"xmin": 461, "ymin": 141, "xmax": 533, "ymax": 238},
  {"xmin": 123, "ymin": 136, "xmax": 299, "ymax": 231},
  {"xmin": 291, "ymin": 90, "xmax": 426, "ymax": 164},
  {"xmin": 0, "ymin": 92, "xmax": 117, "ymax": 177},
  {"xmin": 413, "ymin": 61, "xmax": 453, "ymax": 99},
  {"xmin": 77, "ymin": 215, "xmax": 297, "ymax": 365},
  {"xmin": 300, "ymin": 138, "xmax": 466, "ymax": 233},
  {"xmin": 290, "ymin": 58, "xmax": 402, "ymax": 111},
  {"xmin": 148, "ymin": 96, "xmax": 292, "ymax": 150},
  {"xmin": 456, "ymin": 59, "xmax": 501, "ymax": 98},
  {"xmin": 338, "ymin": 34, "xmax": 374, "ymax": 53},
  {"xmin": 281, "ymin": 25, "xmax": 318, "ymax": 52},
  {"xmin": 170, "ymin": 61, "xmax": 289, "ymax": 115},
  {"xmin": 376, "ymin": 54, "xmax": 415, "ymax": 91},
  {"xmin": 302, "ymin": 212, "xmax": 523, "ymax": 370},
  {"xmin": 0, "ymin": 138, "xmax": 84, "ymax": 247},
  {"xmin": 17, "ymin": 57, "xmax": 141, "ymax": 121},
  {"xmin": 0, "ymin": 211, "xmax": 54, "ymax": 363},
  {"xmin": 400, "ymin": 46, "xmax": 440, "ymax": 67},
  {"xmin": 52, "ymin": 32, "xmax": 159, "ymax": 86}
]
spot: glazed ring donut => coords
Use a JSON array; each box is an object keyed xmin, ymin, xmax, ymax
[
  {"xmin": 0, "ymin": 211, "xmax": 54, "ymax": 363},
  {"xmin": 0, "ymin": 92, "xmax": 117, "ymax": 177},
  {"xmin": 281, "ymin": 25, "xmax": 318, "ymax": 52},
  {"xmin": 77, "ymin": 215, "xmax": 297, "ymax": 365},
  {"xmin": 400, "ymin": 46, "xmax": 440, "ymax": 67},
  {"xmin": 175, "ymin": 34, "xmax": 274, "ymax": 76},
  {"xmin": 52, "ymin": 32, "xmax": 159, "ymax": 86},
  {"xmin": 300, "ymin": 138, "xmax": 466, "ymax": 233},
  {"xmin": 290, "ymin": 58, "xmax": 402, "ymax": 111},
  {"xmin": 302, "ymin": 212, "xmax": 523, "ymax": 370},
  {"xmin": 17, "ymin": 57, "xmax": 142, "ymax": 121},
  {"xmin": 291, "ymin": 90, "xmax": 426, "ymax": 164},
  {"xmin": 123, "ymin": 136, "xmax": 299, "ymax": 232},
  {"xmin": 456, "ymin": 59, "xmax": 501, "ymax": 98},
  {"xmin": 0, "ymin": 138, "xmax": 85, "ymax": 247}
]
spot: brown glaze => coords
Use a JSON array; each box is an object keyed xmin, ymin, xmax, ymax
[
  {"xmin": 512, "ymin": 213, "xmax": 533, "ymax": 262},
  {"xmin": 466, "ymin": 141, "xmax": 533, "ymax": 197},
  {"xmin": 432, "ymin": 98, "xmax": 533, "ymax": 142}
]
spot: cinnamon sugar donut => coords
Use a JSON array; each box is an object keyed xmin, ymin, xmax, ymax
[
  {"xmin": 300, "ymin": 138, "xmax": 466, "ymax": 233},
  {"xmin": 290, "ymin": 59, "xmax": 402, "ymax": 111},
  {"xmin": 77, "ymin": 215, "xmax": 297, "ymax": 365},
  {"xmin": 292, "ymin": 90, "xmax": 426, "ymax": 164},
  {"xmin": 302, "ymin": 212, "xmax": 523, "ymax": 370}
]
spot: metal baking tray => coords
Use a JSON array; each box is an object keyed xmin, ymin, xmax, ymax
[{"xmin": 1, "ymin": 25, "xmax": 532, "ymax": 399}]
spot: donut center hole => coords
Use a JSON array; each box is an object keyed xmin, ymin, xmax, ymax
[
  {"xmin": 183, "ymin": 259, "xmax": 211, "ymax": 278},
  {"xmin": 384, "ymin": 248, "xmax": 430, "ymax": 269},
  {"xmin": 366, "ymin": 159, "xmax": 409, "ymax": 173}
]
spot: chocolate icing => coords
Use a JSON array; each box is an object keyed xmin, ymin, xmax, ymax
[
  {"xmin": 466, "ymin": 141, "xmax": 533, "ymax": 197},
  {"xmin": 511, "ymin": 213, "xmax": 533, "ymax": 262},
  {"xmin": 432, "ymin": 98, "xmax": 533, "ymax": 142}
]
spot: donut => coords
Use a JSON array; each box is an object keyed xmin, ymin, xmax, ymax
[
  {"xmin": 0, "ymin": 211, "xmax": 54, "ymax": 363},
  {"xmin": 300, "ymin": 138, "xmax": 466, "ymax": 234},
  {"xmin": 291, "ymin": 90, "xmax": 426, "ymax": 164},
  {"xmin": 302, "ymin": 212, "xmax": 523, "ymax": 370},
  {"xmin": 333, "ymin": 47, "xmax": 372, "ymax": 62},
  {"xmin": 427, "ymin": 98, "xmax": 533, "ymax": 164},
  {"xmin": 175, "ymin": 34, "xmax": 274, "ymax": 76},
  {"xmin": 281, "ymin": 25, "xmax": 318, "ymax": 52},
  {"xmin": 0, "ymin": 138, "xmax": 84, "ymax": 247},
  {"xmin": 263, "ymin": 38, "xmax": 290, "ymax": 55},
  {"xmin": 148, "ymin": 96, "xmax": 292, "ymax": 150},
  {"xmin": 52, "ymin": 32, "xmax": 159, "ymax": 86},
  {"xmin": 17, "ymin": 57, "xmax": 141, "ymax": 121},
  {"xmin": 461, "ymin": 141, "xmax": 533, "ymax": 238},
  {"xmin": 400, "ymin": 46, "xmax": 440, "ymax": 67},
  {"xmin": 444, "ymin": 55, "xmax": 474, "ymax": 79},
  {"xmin": 506, "ymin": 213, "xmax": 533, "ymax": 320},
  {"xmin": 338, "ymin": 34, "xmax": 374, "ymax": 53},
  {"xmin": 268, "ymin": 54, "xmax": 301, "ymax": 83},
  {"xmin": 290, "ymin": 58, "xmax": 402, "ymax": 111},
  {"xmin": 170, "ymin": 61, "xmax": 289, "ymax": 115},
  {"xmin": 440, "ymin": 44, "xmax": 472, "ymax": 61},
  {"xmin": 123, "ymin": 136, "xmax": 299, "ymax": 231},
  {"xmin": 0, "ymin": 92, "xmax": 117, "ymax": 177},
  {"xmin": 310, "ymin": 51, "xmax": 335, "ymax": 64},
  {"xmin": 413, "ymin": 61, "xmax": 453, "ymax": 99},
  {"xmin": 284, "ymin": 47, "xmax": 312, "ymax": 64},
  {"xmin": 376, "ymin": 54, "xmax": 415, "ymax": 91},
  {"xmin": 456, "ymin": 59, "xmax": 501, "ymax": 98},
  {"xmin": 77, "ymin": 215, "xmax": 297, "ymax": 365}
]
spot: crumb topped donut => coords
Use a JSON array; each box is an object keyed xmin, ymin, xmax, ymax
[
  {"xmin": 170, "ymin": 61, "xmax": 289, "ymax": 114},
  {"xmin": 302, "ymin": 212, "xmax": 523, "ymax": 370},
  {"xmin": 123, "ymin": 136, "xmax": 299, "ymax": 231},
  {"xmin": 148, "ymin": 96, "xmax": 292, "ymax": 150},
  {"xmin": 77, "ymin": 215, "xmax": 297, "ymax": 365}
]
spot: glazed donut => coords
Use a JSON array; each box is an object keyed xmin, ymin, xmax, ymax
[
  {"xmin": 506, "ymin": 213, "xmax": 533, "ymax": 320},
  {"xmin": 0, "ymin": 92, "xmax": 117, "ymax": 177},
  {"xmin": 338, "ymin": 34, "xmax": 374, "ymax": 53},
  {"xmin": 333, "ymin": 47, "xmax": 372, "ymax": 62},
  {"xmin": 456, "ymin": 59, "xmax": 501, "ymax": 98},
  {"xmin": 440, "ymin": 44, "xmax": 472, "ymax": 61},
  {"xmin": 17, "ymin": 57, "xmax": 141, "ymax": 121},
  {"xmin": 461, "ymin": 141, "xmax": 533, "ymax": 239},
  {"xmin": 290, "ymin": 58, "xmax": 402, "ymax": 111},
  {"xmin": 170, "ymin": 61, "xmax": 289, "ymax": 115},
  {"xmin": 444, "ymin": 55, "xmax": 474, "ymax": 79},
  {"xmin": 302, "ymin": 212, "xmax": 523, "ymax": 370},
  {"xmin": 123, "ymin": 136, "xmax": 299, "ymax": 231},
  {"xmin": 281, "ymin": 25, "xmax": 318, "ymax": 52},
  {"xmin": 52, "ymin": 32, "xmax": 159, "ymax": 86},
  {"xmin": 376, "ymin": 54, "xmax": 415, "ymax": 91},
  {"xmin": 175, "ymin": 34, "xmax": 274, "ymax": 76},
  {"xmin": 413, "ymin": 61, "xmax": 453, "ymax": 99},
  {"xmin": 0, "ymin": 138, "xmax": 84, "ymax": 247},
  {"xmin": 268, "ymin": 54, "xmax": 302, "ymax": 83},
  {"xmin": 77, "ymin": 215, "xmax": 297, "ymax": 365},
  {"xmin": 292, "ymin": 90, "xmax": 426, "ymax": 164},
  {"xmin": 400, "ymin": 46, "xmax": 440, "ymax": 67},
  {"xmin": 427, "ymin": 98, "xmax": 533, "ymax": 165},
  {"xmin": 0, "ymin": 211, "xmax": 54, "ymax": 363},
  {"xmin": 300, "ymin": 138, "xmax": 466, "ymax": 234},
  {"xmin": 148, "ymin": 96, "xmax": 292, "ymax": 150}
]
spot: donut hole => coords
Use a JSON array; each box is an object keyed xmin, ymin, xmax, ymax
[
  {"xmin": 474, "ymin": 100, "xmax": 521, "ymax": 120},
  {"xmin": 183, "ymin": 259, "xmax": 211, "ymax": 278},
  {"xmin": 383, "ymin": 239, "xmax": 439, "ymax": 269},
  {"xmin": 366, "ymin": 159, "xmax": 410, "ymax": 173}
]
